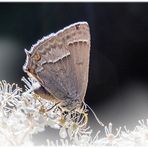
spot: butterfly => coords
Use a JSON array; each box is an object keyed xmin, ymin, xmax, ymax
[{"xmin": 23, "ymin": 22, "xmax": 90, "ymax": 110}]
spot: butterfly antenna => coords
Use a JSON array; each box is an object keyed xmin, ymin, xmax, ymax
[
  {"xmin": 46, "ymin": 102, "xmax": 60, "ymax": 112},
  {"xmin": 83, "ymin": 101, "xmax": 104, "ymax": 127}
]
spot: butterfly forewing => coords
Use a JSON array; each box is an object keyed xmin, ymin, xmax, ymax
[{"xmin": 23, "ymin": 22, "xmax": 90, "ymax": 109}]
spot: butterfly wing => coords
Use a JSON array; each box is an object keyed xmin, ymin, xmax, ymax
[{"xmin": 23, "ymin": 22, "xmax": 90, "ymax": 107}]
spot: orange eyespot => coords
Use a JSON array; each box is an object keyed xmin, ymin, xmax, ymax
[
  {"xmin": 33, "ymin": 53, "xmax": 41, "ymax": 61},
  {"xmin": 28, "ymin": 67, "xmax": 35, "ymax": 74}
]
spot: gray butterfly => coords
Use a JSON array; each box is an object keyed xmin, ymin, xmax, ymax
[{"xmin": 23, "ymin": 22, "xmax": 90, "ymax": 110}]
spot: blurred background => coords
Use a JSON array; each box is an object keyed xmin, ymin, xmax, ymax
[{"xmin": 0, "ymin": 2, "xmax": 148, "ymax": 143}]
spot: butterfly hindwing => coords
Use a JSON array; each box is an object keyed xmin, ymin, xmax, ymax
[{"xmin": 23, "ymin": 22, "xmax": 90, "ymax": 109}]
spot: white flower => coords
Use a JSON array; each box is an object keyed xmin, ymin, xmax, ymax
[
  {"xmin": 96, "ymin": 122, "xmax": 121, "ymax": 146},
  {"xmin": 59, "ymin": 127, "xmax": 67, "ymax": 139},
  {"xmin": 0, "ymin": 78, "xmax": 148, "ymax": 146},
  {"xmin": 0, "ymin": 81, "xmax": 22, "ymax": 117}
]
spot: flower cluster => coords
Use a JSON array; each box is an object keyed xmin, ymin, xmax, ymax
[{"xmin": 0, "ymin": 78, "xmax": 148, "ymax": 146}]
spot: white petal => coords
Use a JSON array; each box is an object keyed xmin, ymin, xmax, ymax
[{"xmin": 59, "ymin": 127, "xmax": 67, "ymax": 139}]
